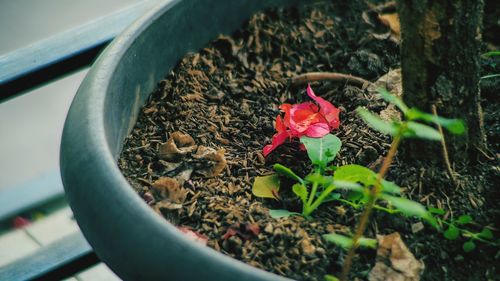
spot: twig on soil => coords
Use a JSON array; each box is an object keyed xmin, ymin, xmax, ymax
[
  {"xmin": 431, "ymin": 105, "xmax": 458, "ymax": 187},
  {"xmin": 291, "ymin": 72, "xmax": 371, "ymax": 87}
]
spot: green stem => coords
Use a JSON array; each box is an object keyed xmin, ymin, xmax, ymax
[
  {"xmin": 306, "ymin": 184, "xmax": 337, "ymax": 215},
  {"xmin": 306, "ymin": 168, "xmax": 321, "ymax": 210},
  {"xmin": 438, "ymin": 219, "xmax": 497, "ymax": 245}
]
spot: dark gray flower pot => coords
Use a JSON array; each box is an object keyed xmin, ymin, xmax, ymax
[{"xmin": 60, "ymin": 0, "xmax": 298, "ymax": 280}]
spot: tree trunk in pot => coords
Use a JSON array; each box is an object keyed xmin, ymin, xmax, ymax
[{"xmin": 397, "ymin": 0, "xmax": 486, "ymax": 167}]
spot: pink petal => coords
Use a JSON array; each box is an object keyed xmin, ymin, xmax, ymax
[
  {"xmin": 307, "ymin": 84, "xmax": 341, "ymax": 129},
  {"xmin": 263, "ymin": 131, "xmax": 289, "ymax": 156},
  {"xmin": 289, "ymin": 102, "xmax": 320, "ymax": 135},
  {"xmin": 275, "ymin": 115, "xmax": 287, "ymax": 133},
  {"xmin": 305, "ymin": 122, "xmax": 330, "ymax": 137}
]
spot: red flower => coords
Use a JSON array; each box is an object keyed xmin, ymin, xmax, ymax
[{"xmin": 263, "ymin": 84, "xmax": 340, "ymax": 156}]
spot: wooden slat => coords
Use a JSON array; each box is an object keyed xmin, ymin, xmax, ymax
[
  {"xmin": 0, "ymin": 232, "xmax": 98, "ymax": 281},
  {"xmin": 0, "ymin": 0, "xmax": 161, "ymax": 100}
]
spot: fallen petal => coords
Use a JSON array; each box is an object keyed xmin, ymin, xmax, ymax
[
  {"xmin": 304, "ymin": 122, "xmax": 330, "ymax": 137},
  {"xmin": 307, "ymin": 84, "xmax": 340, "ymax": 129},
  {"xmin": 263, "ymin": 131, "xmax": 289, "ymax": 156},
  {"xmin": 178, "ymin": 226, "xmax": 208, "ymax": 245}
]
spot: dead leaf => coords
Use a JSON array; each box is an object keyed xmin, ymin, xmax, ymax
[
  {"xmin": 369, "ymin": 233, "xmax": 424, "ymax": 281},
  {"xmin": 368, "ymin": 69, "xmax": 402, "ymax": 122},
  {"xmin": 159, "ymin": 131, "xmax": 197, "ymax": 162},
  {"xmin": 192, "ymin": 146, "xmax": 227, "ymax": 177},
  {"xmin": 152, "ymin": 177, "xmax": 187, "ymax": 204},
  {"xmin": 379, "ymin": 13, "xmax": 400, "ymax": 39}
]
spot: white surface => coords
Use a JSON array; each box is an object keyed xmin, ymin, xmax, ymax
[
  {"xmin": 0, "ymin": 69, "xmax": 88, "ymax": 191},
  {"xmin": 25, "ymin": 207, "xmax": 79, "ymax": 245},
  {"xmin": 0, "ymin": 229, "xmax": 40, "ymax": 265},
  {"xmin": 77, "ymin": 263, "xmax": 122, "ymax": 281}
]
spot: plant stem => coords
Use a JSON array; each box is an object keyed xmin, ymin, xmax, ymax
[
  {"xmin": 307, "ymin": 184, "xmax": 337, "ymax": 215},
  {"xmin": 340, "ymin": 134, "xmax": 401, "ymax": 281},
  {"xmin": 431, "ymin": 105, "xmax": 457, "ymax": 187},
  {"xmin": 305, "ymin": 168, "xmax": 322, "ymax": 213}
]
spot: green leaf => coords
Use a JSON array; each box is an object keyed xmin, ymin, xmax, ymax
[
  {"xmin": 481, "ymin": 51, "xmax": 500, "ymax": 57},
  {"xmin": 404, "ymin": 122, "xmax": 442, "ymax": 140},
  {"xmin": 268, "ymin": 209, "xmax": 300, "ymax": 218},
  {"xmin": 406, "ymin": 108, "xmax": 465, "ymax": 134},
  {"xmin": 347, "ymin": 191, "xmax": 364, "ymax": 202},
  {"xmin": 429, "ymin": 207, "xmax": 446, "ymax": 215},
  {"xmin": 252, "ymin": 175, "xmax": 280, "ymax": 199},
  {"xmin": 324, "ymin": 274, "xmax": 340, "ymax": 281},
  {"xmin": 323, "ymin": 193, "xmax": 341, "ymax": 203},
  {"xmin": 292, "ymin": 183, "xmax": 308, "ymax": 204},
  {"xmin": 332, "ymin": 180, "xmax": 364, "ymax": 193},
  {"xmin": 456, "ymin": 215, "xmax": 473, "ymax": 225},
  {"xmin": 444, "ymin": 225, "xmax": 460, "ymax": 240},
  {"xmin": 478, "ymin": 228, "xmax": 493, "ymax": 240},
  {"xmin": 357, "ymin": 108, "xmax": 398, "ymax": 136},
  {"xmin": 300, "ymin": 134, "xmax": 342, "ymax": 167},
  {"xmin": 378, "ymin": 88, "xmax": 408, "ymax": 113},
  {"xmin": 381, "ymin": 179, "xmax": 401, "ymax": 195},
  {"xmin": 381, "ymin": 194, "xmax": 428, "ymax": 218},
  {"xmin": 305, "ymin": 174, "xmax": 332, "ymax": 186},
  {"xmin": 323, "ymin": 233, "xmax": 377, "ymax": 249},
  {"xmin": 334, "ymin": 164, "xmax": 377, "ymax": 186},
  {"xmin": 274, "ymin": 164, "xmax": 304, "ymax": 184},
  {"xmin": 463, "ymin": 240, "xmax": 476, "ymax": 252}
]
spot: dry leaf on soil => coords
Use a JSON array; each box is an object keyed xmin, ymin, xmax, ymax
[{"xmin": 368, "ymin": 232, "xmax": 424, "ymax": 281}]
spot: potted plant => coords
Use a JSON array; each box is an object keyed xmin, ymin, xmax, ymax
[{"xmin": 61, "ymin": 0, "xmax": 498, "ymax": 280}]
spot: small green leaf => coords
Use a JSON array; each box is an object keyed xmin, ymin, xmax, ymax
[
  {"xmin": 404, "ymin": 122, "xmax": 442, "ymax": 140},
  {"xmin": 300, "ymin": 134, "xmax": 342, "ymax": 167},
  {"xmin": 292, "ymin": 183, "xmax": 308, "ymax": 204},
  {"xmin": 332, "ymin": 180, "xmax": 364, "ymax": 193},
  {"xmin": 456, "ymin": 215, "xmax": 473, "ymax": 225},
  {"xmin": 269, "ymin": 209, "xmax": 300, "ymax": 218},
  {"xmin": 252, "ymin": 175, "xmax": 280, "ymax": 199},
  {"xmin": 429, "ymin": 207, "xmax": 446, "ymax": 215},
  {"xmin": 406, "ymin": 108, "xmax": 465, "ymax": 134},
  {"xmin": 381, "ymin": 194, "xmax": 428, "ymax": 218},
  {"xmin": 274, "ymin": 164, "xmax": 304, "ymax": 184},
  {"xmin": 323, "ymin": 193, "xmax": 341, "ymax": 203},
  {"xmin": 347, "ymin": 191, "xmax": 364, "ymax": 202},
  {"xmin": 378, "ymin": 88, "xmax": 408, "ymax": 113},
  {"xmin": 334, "ymin": 164, "xmax": 377, "ymax": 186},
  {"xmin": 324, "ymin": 274, "xmax": 340, "ymax": 281},
  {"xmin": 481, "ymin": 51, "xmax": 500, "ymax": 57},
  {"xmin": 463, "ymin": 240, "xmax": 476, "ymax": 252},
  {"xmin": 478, "ymin": 228, "xmax": 493, "ymax": 240},
  {"xmin": 444, "ymin": 225, "xmax": 460, "ymax": 240},
  {"xmin": 381, "ymin": 179, "xmax": 401, "ymax": 195},
  {"xmin": 305, "ymin": 174, "xmax": 332, "ymax": 186},
  {"xmin": 323, "ymin": 233, "xmax": 377, "ymax": 249},
  {"xmin": 357, "ymin": 108, "xmax": 398, "ymax": 136}
]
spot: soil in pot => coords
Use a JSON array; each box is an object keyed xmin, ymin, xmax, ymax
[{"xmin": 119, "ymin": 1, "xmax": 499, "ymax": 280}]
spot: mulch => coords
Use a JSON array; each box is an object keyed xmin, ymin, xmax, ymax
[{"xmin": 118, "ymin": 1, "xmax": 499, "ymax": 280}]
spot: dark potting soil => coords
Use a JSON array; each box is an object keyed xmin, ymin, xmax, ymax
[{"xmin": 118, "ymin": 1, "xmax": 499, "ymax": 280}]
